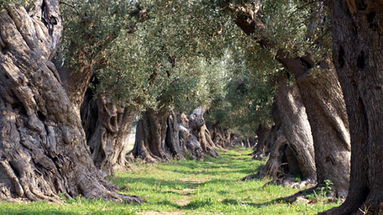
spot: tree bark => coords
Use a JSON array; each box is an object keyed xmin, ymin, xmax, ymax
[
  {"xmin": 198, "ymin": 124, "xmax": 219, "ymax": 158},
  {"xmin": 188, "ymin": 107, "xmax": 219, "ymax": 158},
  {"xmin": 278, "ymin": 53, "xmax": 351, "ymax": 196},
  {"xmin": 275, "ymin": 81, "xmax": 317, "ymax": 182},
  {"xmin": 209, "ymin": 125, "xmax": 228, "ymax": 148},
  {"xmin": 249, "ymin": 130, "xmax": 288, "ymax": 180},
  {"xmin": 231, "ymin": 3, "xmax": 351, "ymax": 195},
  {"xmin": 178, "ymin": 112, "xmax": 205, "ymax": 160},
  {"xmin": 131, "ymin": 109, "xmax": 171, "ymax": 162},
  {"xmin": 321, "ymin": 1, "xmax": 383, "ymax": 214},
  {"xmin": 292, "ymin": 60, "xmax": 350, "ymax": 197},
  {"xmin": 244, "ymin": 81, "xmax": 316, "ymax": 182},
  {"xmin": 131, "ymin": 106, "xmax": 220, "ymax": 161},
  {"xmin": 165, "ymin": 111, "xmax": 185, "ymax": 159},
  {"xmin": 81, "ymin": 92, "xmax": 135, "ymax": 176},
  {"xmin": 0, "ymin": 1, "xmax": 142, "ymax": 202},
  {"xmin": 210, "ymin": 125, "xmax": 232, "ymax": 149},
  {"xmin": 252, "ymin": 124, "xmax": 271, "ymax": 160}
]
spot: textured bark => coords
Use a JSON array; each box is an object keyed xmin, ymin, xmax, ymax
[
  {"xmin": 231, "ymin": 3, "xmax": 350, "ymax": 195},
  {"xmin": 278, "ymin": 53, "xmax": 351, "ymax": 196},
  {"xmin": 132, "ymin": 107, "xmax": 218, "ymax": 161},
  {"xmin": 188, "ymin": 107, "xmax": 219, "ymax": 158},
  {"xmin": 321, "ymin": 1, "xmax": 383, "ymax": 214},
  {"xmin": 60, "ymin": 57, "xmax": 93, "ymax": 109},
  {"xmin": 252, "ymin": 124, "xmax": 271, "ymax": 160},
  {"xmin": 132, "ymin": 109, "xmax": 170, "ymax": 162},
  {"xmin": 244, "ymin": 81, "xmax": 316, "ymax": 182},
  {"xmin": 165, "ymin": 111, "xmax": 185, "ymax": 159},
  {"xmin": 275, "ymin": 81, "xmax": 317, "ymax": 181},
  {"xmin": 177, "ymin": 112, "xmax": 205, "ymax": 160},
  {"xmin": 292, "ymin": 61, "xmax": 350, "ymax": 197},
  {"xmin": 247, "ymin": 130, "xmax": 287, "ymax": 180},
  {"xmin": 130, "ymin": 118, "xmax": 156, "ymax": 162},
  {"xmin": 198, "ymin": 124, "xmax": 219, "ymax": 158},
  {"xmin": 0, "ymin": 1, "xmax": 142, "ymax": 202},
  {"xmin": 178, "ymin": 113, "xmax": 192, "ymax": 154},
  {"xmin": 210, "ymin": 125, "xmax": 232, "ymax": 148},
  {"xmin": 81, "ymin": 92, "xmax": 135, "ymax": 176}
]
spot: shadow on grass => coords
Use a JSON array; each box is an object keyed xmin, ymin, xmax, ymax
[
  {"xmin": 221, "ymin": 197, "xmax": 300, "ymax": 210},
  {"xmin": 0, "ymin": 209, "xmax": 78, "ymax": 215},
  {"xmin": 168, "ymin": 169, "xmax": 255, "ymax": 176},
  {"xmin": 156, "ymin": 199, "xmax": 214, "ymax": 210},
  {"xmin": 221, "ymin": 187, "xmax": 318, "ymax": 208},
  {"xmin": 114, "ymin": 177, "xmax": 202, "ymax": 190},
  {"xmin": 116, "ymin": 176, "xmax": 235, "ymax": 188},
  {"xmin": 222, "ymin": 198, "xmax": 283, "ymax": 208}
]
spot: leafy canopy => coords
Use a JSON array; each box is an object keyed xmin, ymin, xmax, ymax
[{"xmin": 59, "ymin": 0, "xmax": 326, "ymax": 135}]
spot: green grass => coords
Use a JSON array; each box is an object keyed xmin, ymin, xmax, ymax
[{"xmin": 0, "ymin": 148, "xmax": 339, "ymax": 214}]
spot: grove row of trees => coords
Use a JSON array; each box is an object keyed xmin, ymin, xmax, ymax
[{"xmin": 0, "ymin": 0, "xmax": 382, "ymax": 214}]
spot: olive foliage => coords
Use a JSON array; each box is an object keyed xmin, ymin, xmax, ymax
[
  {"xmin": 1, "ymin": 0, "xmax": 329, "ymax": 136},
  {"xmin": 60, "ymin": 0, "xmax": 239, "ymax": 114},
  {"xmin": 60, "ymin": 0, "xmax": 324, "ymax": 135}
]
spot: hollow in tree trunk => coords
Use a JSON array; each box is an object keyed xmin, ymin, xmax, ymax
[
  {"xmin": 244, "ymin": 81, "xmax": 316, "ymax": 183},
  {"xmin": 188, "ymin": 107, "xmax": 219, "ymax": 159},
  {"xmin": 252, "ymin": 124, "xmax": 271, "ymax": 160},
  {"xmin": 165, "ymin": 111, "xmax": 185, "ymax": 159},
  {"xmin": 277, "ymin": 54, "xmax": 351, "ymax": 196},
  {"xmin": 81, "ymin": 92, "xmax": 135, "ymax": 176}
]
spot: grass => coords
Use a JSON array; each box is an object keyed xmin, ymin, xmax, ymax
[{"xmin": 0, "ymin": 148, "xmax": 339, "ymax": 214}]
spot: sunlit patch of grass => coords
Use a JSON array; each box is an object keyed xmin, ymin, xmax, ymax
[{"xmin": 0, "ymin": 147, "xmax": 339, "ymax": 214}]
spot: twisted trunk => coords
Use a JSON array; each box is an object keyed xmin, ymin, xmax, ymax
[
  {"xmin": 188, "ymin": 107, "xmax": 219, "ymax": 159},
  {"xmin": 322, "ymin": 1, "xmax": 383, "ymax": 214},
  {"xmin": 132, "ymin": 107, "xmax": 219, "ymax": 162},
  {"xmin": 278, "ymin": 54, "xmax": 351, "ymax": 196},
  {"xmin": 232, "ymin": 2, "xmax": 350, "ymax": 195},
  {"xmin": 198, "ymin": 124, "xmax": 219, "ymax": 158},
  {"xmin": 210, "ymin": 125, "xmax": 231, "ymax": 148},
  {"xmin": 81, "ymin": 92, "xmax": 135, "ymax": 176},
  {"xmin": 275, "ymin": 81, "xmax": 317, "ymax": 182},
  {"xmin": 244, "ymin": 81, "xmax": 316, "ymax": 182},
  {"xmin": 0, "ymin": 1, "xmax": 142, "ymax": 202},
  {"xmin": 132, "ymin": 109, "xmax": 170, "ymax": 162},
  {"xmin": 250, "ymin": 130, "xmax": 287, "ymax": 180},
  {"xmin": 165, "ymin": 112, "xmax": 185, "ymax": 159},
  {"xmin": 252, "ymin": 124, "xmax": 271, "ymax": 160},
  {"xmin": 298, "ymin": 62, "xmax": 350, "ymax": 197}
]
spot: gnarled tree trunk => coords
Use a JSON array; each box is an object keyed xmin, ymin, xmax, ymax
[
  {"xmin": 244, "ymin": 81, "xmax": 316, "ymax": 183},
  {"xmin": 252, "ymin": 124, "xmax": 271, "ymax": 160},
  {"xmin": 275, "ymin": 81, "xmax": 317, "ymax": 182},
  {"xmin": 165, "ymin": 111, "xmax": 185, "ymax": 159},
  {"xmin": 278, "ymin": 54, "xmax": 351, "ymax": 196},
  {"xmin": 231, "ymin": 2, "xmax": 350, "ymax": 195},
  {"xmin": 188, "ymin": 107, "xmax": 219, "ymax": 159},
  {"xmin": 0, "ymin": 1, "xmax": 142, "ymax": 202},
  {"xmin": 251, "ymin": 129, "xmax": 287, "ymax": 180},
  {"xmin": 210, "ymin": 125, "xmax": 231, "ymax": 148},
  {"xmin": 81, "ymin": 92, "xmax": 135, "ymax": 176},
  {"xmin": 274, "ymin": 39, "xmax": 351, "ymax": 198},
  {"xmin": 321, "ymin": 1, "xmax": 383, "ymax": 214},
  {"xmin": 132, "ymin": 107, "xmax": 219, "ymax": 162},
  {"xmin": 131, "ymin": 108, "xmax": 170, "ymax": 162},
  {"xmin": 292, "ymin": 60, "xmax": 350, "ymax": 197}
]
